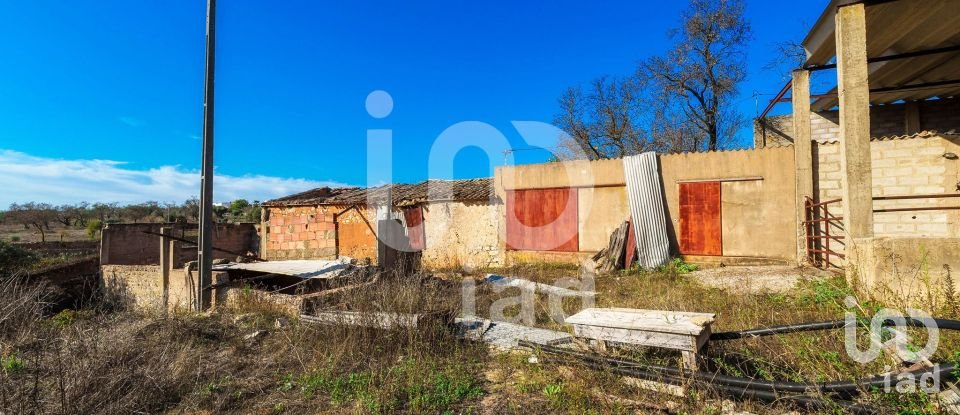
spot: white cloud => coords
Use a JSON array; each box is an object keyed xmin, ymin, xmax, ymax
[{"xmin": 0, "ymin": 149, "xmax": 347, "ymax": 207}]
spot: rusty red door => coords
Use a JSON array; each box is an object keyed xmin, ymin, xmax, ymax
[
  {"xmin": 403, "ymin": 206, "xmax": 425, "ymax": 251},
  {"xmin": 679, "ymin": 182, "xmax": 722, "ymax": 256},
  {"xmin": 506, "ymin": 188, "xmax": 578, "ymax": 252}
]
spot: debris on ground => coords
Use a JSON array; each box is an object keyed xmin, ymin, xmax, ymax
[
  {"xmin": 484, "ymin": 274, "xmax": 595, "ymax": 297},
  {"xmin": 456, "ymin": 316, "xmax": 572, "ymax": 350}
]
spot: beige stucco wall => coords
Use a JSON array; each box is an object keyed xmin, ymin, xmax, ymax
[
  {"xmin": 420, "ymin": 200, "xmax": 503, "ymax": 269},
  {"xmin": 659, "ymin": 147, "xmax": 797, "ymax": 260},
  {"xmin": 495, "ymin": 148, "xmax": 797, "ymax": 262},
  {"xmin": 494, "ymin": 159, "xmax": 629, "ymax": 262},
  {"xmin": 577, "ymin": 186, "xmax": 630, "ymax": 252}
]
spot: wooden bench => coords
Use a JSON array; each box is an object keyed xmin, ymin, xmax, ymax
[{"xmin": 565, "ymin": 308, "xmax": 715, "ymax": 371}]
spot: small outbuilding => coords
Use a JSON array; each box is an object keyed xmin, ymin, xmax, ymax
[{"xmin": 260, "ymin": 178, "xmax": 501, "ymax": 269}]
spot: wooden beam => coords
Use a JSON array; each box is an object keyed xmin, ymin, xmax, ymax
[
  {"xmin": 836, "ymin": 3, "xmax": 874, "ymax": 240},
  {"xmin": 792, "ymin": 70, "xmax": 814, "ymax": 265}
]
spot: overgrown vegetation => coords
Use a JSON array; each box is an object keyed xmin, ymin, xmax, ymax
[{"xmin": 3, "ymin": 248, "xmax": 958, "ymax": 413}]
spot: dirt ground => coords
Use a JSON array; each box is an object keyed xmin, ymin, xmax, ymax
[{"xmin": 686, "ymin": 265, "xmax": 836, "ymax": 294}]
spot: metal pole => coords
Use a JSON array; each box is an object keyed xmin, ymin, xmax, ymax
[{"xmin": 197, "ymin": 0, "xmax": 216, "ymax": 311}]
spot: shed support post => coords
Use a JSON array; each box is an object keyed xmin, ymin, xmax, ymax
[
  {"xmin": 792, "ymin": 69, "xmax": 813, "ymax": 265},
  {"xmin": 836, "ymin": 4, "xmax": 873, "ymax": 244},
  {"xmin": 160, "ymin": 227, "xmax": 171, "ymax": 311}
]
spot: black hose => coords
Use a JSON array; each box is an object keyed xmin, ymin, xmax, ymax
[
  {"xmin": 522, "ymin": 341, "xmax": 955, "ymax": 396},
  {"xmin": 710, "ymin": 317, "xmax": 960, "ymax": 340},
  {"xmin": 536, "ymin": 350, "xmax": 877, "ymax": 414}
]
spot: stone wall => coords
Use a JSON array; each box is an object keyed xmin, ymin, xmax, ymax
[
  {"xmin": 101, "ymin": 264, "xmax": 203, "ymax": 311},
  {"xmin": 420, "ymin": 200, "xmax": 502, "ymax": 269},
  {"xmin": 755, "ymin": 97, "xmax": 960, "ymax": 147},
  {"xmin": 813, "ymin": 135, "xmax": 960, "ymax": 246}
]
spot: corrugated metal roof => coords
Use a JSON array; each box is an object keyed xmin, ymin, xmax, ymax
[
  {"xmin": 263, "ymin": 178, "xmax": 495, "ymax": 207},
  {"xmin": 801, "ymin": 0, "xmax": 960, "ymax": 111}
]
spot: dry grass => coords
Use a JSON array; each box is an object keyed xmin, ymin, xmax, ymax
[
  {"xmin": 3, "ymin": 258, "xmax": 959, "ymax": 414},
  {"xmin": 466, "ymin": 261, "xmax": 960, "ymax": 414}
]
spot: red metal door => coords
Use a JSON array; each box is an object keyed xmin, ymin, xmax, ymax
[
  {"xmin": 679, "ymin": 182, "xmax": 722, "ymax": 256},
  {"xmin": 506, "ymin": 188, "xmax": 579, "ymax": 252}
]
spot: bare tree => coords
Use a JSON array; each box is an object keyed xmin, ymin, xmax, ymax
[
  {"xmin": 639, "ymin": 0, "xmax": 751, "ymax": 151},
  {"xmin": 7, "ymin": 203, "xmax": 57, "ymax": 242},
  {"xmin": 553, "ymin": 76, "xmax": 663, "ymax": 160}
]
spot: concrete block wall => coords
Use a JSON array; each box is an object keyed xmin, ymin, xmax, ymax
[
  {"xmin": 755, "ymin": 97, "xmax": 960, "ymax": 147},
  {"xmin": 263, "ymin": 206, "xmax": 340, "ymax": 260},
  {"xmin": 813, "ymin": 135, "xmax": 960, "ymax": 246}
]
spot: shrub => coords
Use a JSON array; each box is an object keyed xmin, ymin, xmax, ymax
[{"xmin": 85, "ymin": 219, "xmax": 103, "ymax": 240}]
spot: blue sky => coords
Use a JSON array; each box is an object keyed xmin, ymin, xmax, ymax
[{"xmin": 0, "ymin": 1, "xmax": 823, "ymax": 206}]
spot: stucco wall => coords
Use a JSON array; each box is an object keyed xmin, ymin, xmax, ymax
[
  {"xmin": 494, "ymin": 159, "xmax": 629, "ymax": 263},
  {"xmin": 659, "ymin": 147, "xmax": 797, "ymax": 260},
  {"xmin": 577, "ymin": 186, "xmax": 630, "ymax": 252},
  {"xmin": 420, "ymin": 201, "xmax": 502, "ymax": 269}
]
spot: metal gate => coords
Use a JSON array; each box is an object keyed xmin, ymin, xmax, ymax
[{"xmin": 803, "ymin": 197, "xmax": 845, "ymax": 269}]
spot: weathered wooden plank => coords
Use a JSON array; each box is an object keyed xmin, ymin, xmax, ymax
[
  {"xmin": 300, "ymin": 311, "xmax": 443, "ymax": 330},
  {"xmin": 572, "ymin": 324, "xmax": 696, "ymax": 351},
  {"xmin": 565, "ymin": 308, "xmax": 715, "ymax": 335}
]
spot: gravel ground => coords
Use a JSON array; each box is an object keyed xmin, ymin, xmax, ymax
[{"xmin": 687, "ymin": 265, "xmax": 836, "ymax": 294}]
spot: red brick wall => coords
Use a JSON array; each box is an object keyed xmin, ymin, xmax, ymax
[{"xmin": 263, "ymin": 206, "xmax": 339, "ymax": 260}]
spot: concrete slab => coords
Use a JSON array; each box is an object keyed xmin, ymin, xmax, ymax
[{"xmin": 456, "ymin": 317, "xmax": 572, "ymax": 350}]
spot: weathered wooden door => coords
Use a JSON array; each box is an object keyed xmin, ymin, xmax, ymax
[{"xmin": 679, "ymin": 182, "xmax": 722, "ymax": 256}]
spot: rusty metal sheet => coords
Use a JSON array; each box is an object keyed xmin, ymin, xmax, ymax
[
  {"xmin": 506, "ymin": 188, "xmax": 578, "ymax": 252},
  {"xmin": 403, "ymin": 206, "xmax": 425, "ymax": 251},
  {"xmin": 679, "ymin": 182, "xmax": 722, "ymax": 256}
]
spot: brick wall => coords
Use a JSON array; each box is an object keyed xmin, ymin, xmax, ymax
[
  {"xmin": 813, "ymin": 135, "xmax": 960, "ymax": 246},
  {"xmin": 263, "ymin": 206, "xmax": 340, "ymax": 260},
  {"xmin": 101, "ymin": 223, "xmax": 258, "ymax": 265},
  {"xmin": 755, "ymin": 97, "xmax": 960, "ymax": 147}
]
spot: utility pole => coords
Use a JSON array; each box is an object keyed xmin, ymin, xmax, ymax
[{"xmin": 197, "ymin": 0, "xmax": 216, "ymax": 311}]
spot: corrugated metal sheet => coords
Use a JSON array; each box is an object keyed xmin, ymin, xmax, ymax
[
  {"xmin": 622, "ymin": 152, "xmax": 670, "ymax": 268},
  {"xmin": 212, "ymin": 259, "xmax": 352, "ymax": 279}
]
